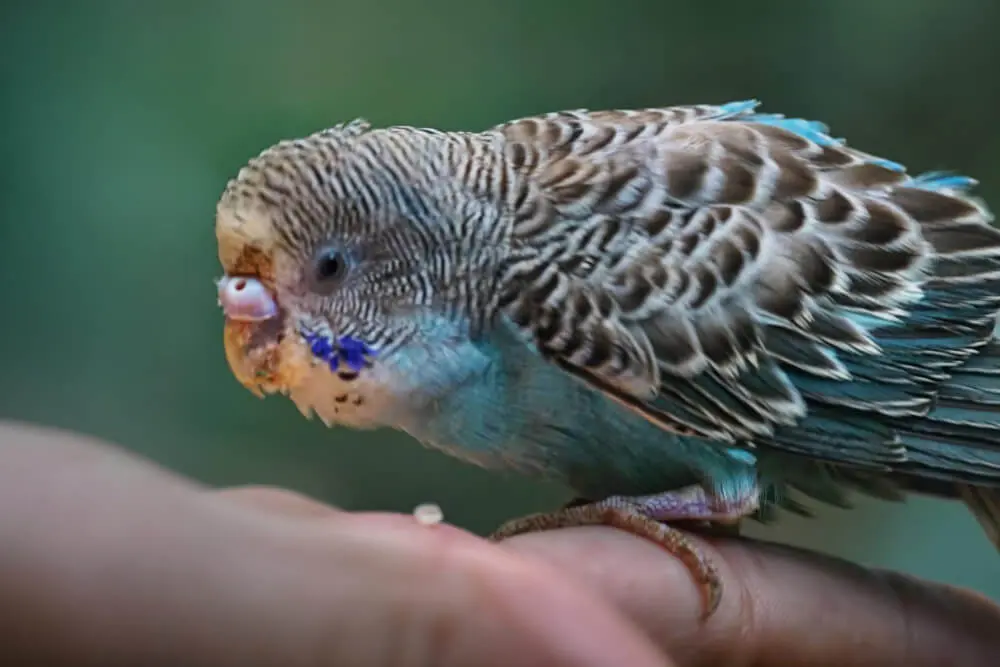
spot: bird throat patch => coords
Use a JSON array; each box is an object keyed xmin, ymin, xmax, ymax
[{"xmin": 303, "ymin": 331, "xmax": 375, "ymax": 373}]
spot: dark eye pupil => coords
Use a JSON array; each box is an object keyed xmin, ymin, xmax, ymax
[{"xmin": 316, "ymin": 250, "xmax": 343, "ymax": 281}]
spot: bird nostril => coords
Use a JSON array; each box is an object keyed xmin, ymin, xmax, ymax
[{"xmin": 233, "ymin": 279, "xmax": 247, "ymax": 292}]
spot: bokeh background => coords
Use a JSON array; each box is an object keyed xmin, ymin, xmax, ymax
[{"xmin": 2, "ymin": 0, "xmax": 999, "ymax": 600}]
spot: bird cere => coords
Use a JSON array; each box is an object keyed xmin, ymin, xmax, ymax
[{"xmin": 214, "ymin": 99, "xmax": 1000, "ymax": 619}]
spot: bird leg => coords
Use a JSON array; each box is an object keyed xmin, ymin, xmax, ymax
[{"xmin": 488, "ymin": 483, "xmax": 760, "ymax": 619}]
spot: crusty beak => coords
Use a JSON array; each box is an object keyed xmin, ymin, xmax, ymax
[
  {"xmin": 223, "ymin": 319, "xmax": 282, "ymax": 397},
  {"xmin": 219, "ymin": 298, "xmax": 315, "ymax": 399},
  {"xmin": 215, "ymin": 202, "xmax": 306, "ymax": 397},
  {"xmin": 217, "ymin": 275, "xmax": 285, "ymax": 396}
]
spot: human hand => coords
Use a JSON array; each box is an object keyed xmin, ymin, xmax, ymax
[
  {"xmin": 2, "ymin": 421, "xmax": 998, "ymax": 666},
  {"xmin": 504, "ymin": 522, "xmax": 1000, "ymax": 666},
  {"xmin": 221, "ymin": 487, "xmax": 1000, "ymax": 667},
  {"xmin": 0, "ymin": 421, "xmax": 663, "ymax": 667}
]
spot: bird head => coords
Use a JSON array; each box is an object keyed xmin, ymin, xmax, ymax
[{"xmin": 215, "ymin": 122, "xmax": 507, "ymax": 429}]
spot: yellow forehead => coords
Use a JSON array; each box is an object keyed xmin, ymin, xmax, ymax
[{"xmin": 215, "ymin": 181, "xmax": 282, "ymax": 281}]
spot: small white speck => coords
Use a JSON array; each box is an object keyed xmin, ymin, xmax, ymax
[{"xmin": 413, "ymin": 502, "xmax": 444, "ymax": 526}]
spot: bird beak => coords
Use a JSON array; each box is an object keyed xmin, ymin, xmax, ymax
[{"xmin": 217, "ymin": 275, "xmax": 285, "ymax": 397}]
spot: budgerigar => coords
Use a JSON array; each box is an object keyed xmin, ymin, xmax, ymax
[{"xmin": 215, "ymin": 100, "xmax": 1000, "ymax": 616}]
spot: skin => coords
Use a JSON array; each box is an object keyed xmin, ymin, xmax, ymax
[{"xmin": 1, "ymin": 420, "xmax": 999, "ymax": 667}]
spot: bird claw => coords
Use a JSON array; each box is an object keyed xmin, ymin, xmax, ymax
[
  {"xmin": 488, "ymin": 484, "xmax": 760, "ymax": 620},
  {"xmin": 490, "ymin": 503, "xmax": 722, "ymax": 619}
]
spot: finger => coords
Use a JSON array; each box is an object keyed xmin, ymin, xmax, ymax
[
  {"xmin": 503, "ymin": 526, "xmax": 1000, "ymax": 667},
  {"xmin": 256, "ymin": 511, "xmax": 676, "ymax": 667},
  {"xmin": 0, "ymin": 423, "xmax": 672, "ymax": 667},
  {"xmin": 213, "ymin": 485, "xmax": 344, "ymax": 518}
]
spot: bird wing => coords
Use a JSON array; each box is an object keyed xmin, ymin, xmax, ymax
[{"xmin": 490, "ymin": 100, "xmax": 1000, "ymax": 462}]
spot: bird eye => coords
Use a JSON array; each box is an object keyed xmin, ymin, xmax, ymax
[{"xmin": 312, "ymin": 247, "xmax": 347, "ymax": 292}]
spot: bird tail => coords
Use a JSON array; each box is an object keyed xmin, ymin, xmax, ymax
[
  {"xmin": 874, "ymin": 171, "xmax": 1000, "ymax": 553},
  {"xmin": 960, "ymin": 484, "xmax": 1000, "ymax": 550},
  {"xmin": 887, "ymin": 337, "xmax": 1000, "ymax": 552}
]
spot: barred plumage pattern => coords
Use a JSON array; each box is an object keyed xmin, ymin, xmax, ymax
[
  {"xmin": 216, "ymin": 100, "xmax": 1000, "ymax": 549},
  {"xmin": 489, "ymin": 103, "xmax": 1000, "ymax": 449},
  {"xmin": 219, "ymin": 120, "xmax": 510, "ymax": 355}
]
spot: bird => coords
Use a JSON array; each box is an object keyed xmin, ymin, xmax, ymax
[{"xmin": 214, "ymin": 100, "xmax": 1000, "ymax": 617}]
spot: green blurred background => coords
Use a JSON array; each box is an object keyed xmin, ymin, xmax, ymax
[{"xmin": 2, "ymin": 0, "xmax": 998, "ymax": 599}]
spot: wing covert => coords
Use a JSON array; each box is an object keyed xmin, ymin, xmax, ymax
[{"xmin": 491, "ymin": 100, "xmax": 1000, "ymax": 453}]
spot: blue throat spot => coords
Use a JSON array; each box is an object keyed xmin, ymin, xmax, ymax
[{"xmin": 301, "ymin": 331, "xmax": 375, "ymax": 373}]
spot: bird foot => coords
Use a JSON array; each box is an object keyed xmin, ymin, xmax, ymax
[{"xmin": 488, "ymin": 484, "xmax": 760, "ymax": 619}]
